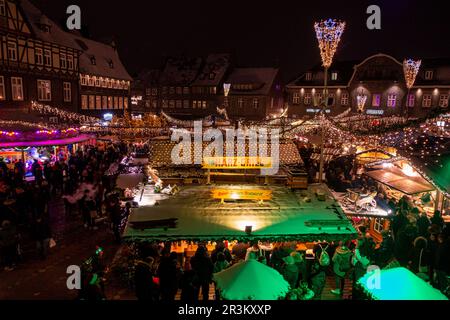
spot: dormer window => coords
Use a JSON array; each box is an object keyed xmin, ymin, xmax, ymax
[
  {"xmin": 331, "ymin": 72, "xmax": 338, "ymax": 81},
  {"xmin": 90, "ymin": 56, "xmax": 96, "ymax": 65},
  {"xmin": 0, "ymin": 0, "xmax": 6, "ymax": 16},
  {"xmin": 109, "ymin": 60, "xmax": 114, "ymax": 68},
  {"xmin": 424, "ymin": 70, "xmax": 433, "ymax": 80},
  {"xmin": 41, "ymin": 25, "xmax": 51, "ymax": 33},
  {"xmin": 305, "ymin": 72, "xmax": 312, "ymax": 81}
]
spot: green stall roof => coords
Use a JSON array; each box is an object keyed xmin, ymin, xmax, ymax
[
  {"xmin": 357, "ymin": 267, "xmax": 448, "ymax": 300},
  {"xmin": 123, "ymin": 184, "xmax": 357, "ymax": 242}
]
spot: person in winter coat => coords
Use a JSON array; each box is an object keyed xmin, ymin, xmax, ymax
[
  {"xmin": 309, "ymin": 245, "xmax": 327, "ymax": 299},
  {"xmin": 352, "ymin": 238, "xmax": 374, "ymax": 300},
  {"xmin": 374, "ymin": 230, "xmax": 395, "ymax": 268},
  {"xmin": 157, "ymin": 251, "xmax": 180, "ymax": 301},
  {"xmin": 134, "ymin": 256, "xmax": 155, "ymax": 301},
  {"xmin": 31, "ymin": 216, "xmax": 52, "ymax": 259},
  {"xmin": 281, "ymin": 255, "xmax": 300, "ymax": 289},
  {"xmin": 416, "ymin": 212, "xmax": 431, "ymax": 238},
  {"xmin": 331, "ymin": 241, "xmax": 353, "ymax": 296},
  {"xmin": 190, "ymin": 245, "xmax": 214, "ymax": 301},
  {"xmin": 180, "ymin": 268, "xmax": 198, "ymax": 302},
  {"xmin": 0, "ymin": 220, "xmax": 18, "ymax": 271},
  {"xmin": 408, "ymin": 237, "xmax": 430, "ymax": 281},
  {"xmin": 211, "ymin": 241, "xmax": 232, "ymax": 264},
  {"xmin": 434, "ymin": 231, "xmax": 450, "ymax": 291},
  {"xmin": 430, "ymin": 211, "xmax": 445, "ymax": 230}
]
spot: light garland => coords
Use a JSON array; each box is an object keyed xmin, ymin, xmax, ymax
[
  {"xmin": 403, "ymin": 59, "xmax": 421, "ymax": 89},
  {"xmin": 314, "ymin": 19, "xmax": 346, "ymax": 68},
  {"xmin": 31, "ymin": 101, "xmax": 99, "ymax": 124}
]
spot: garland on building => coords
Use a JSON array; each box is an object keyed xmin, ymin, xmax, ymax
[{"xmin": 31, "ymin": 101, "xmax": 99, "ymax": 124}]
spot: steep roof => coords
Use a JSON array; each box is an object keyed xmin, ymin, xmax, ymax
[
  {"xmin": 159, "ymin": 56, "xmax": 203, "ymax": 85},
  {"xmin": 192, "ymin": 53, "xmax": 231, "ymax": 86},
  {"xmin": 21, "ymin": 0, "xmax": 132, "ymax": 81},
  {"xmin": 225, "ymin": 67, "xmax": 279, "ymax": 95}
]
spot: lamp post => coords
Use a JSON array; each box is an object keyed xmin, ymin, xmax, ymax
[
  {"xmin": 314, "ymin": 18, "xmax": 345, "ymax": 183},
  {"xmin": 403, "ymin": 59, "xmax": 421, "ymax": 118}
]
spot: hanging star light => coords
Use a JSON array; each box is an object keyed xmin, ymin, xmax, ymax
[
  {"xmin": 403, "ymin": 59, "xmax": 421, "ymax": 89},
  {"xmin": 314, "ymin": 18, "xmax": 346, "ymax": 68}
]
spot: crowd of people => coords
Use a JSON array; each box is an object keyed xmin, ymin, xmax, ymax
[{"xmin": 0, "ymin": 142, "xmax": 130, "ymax": 273}]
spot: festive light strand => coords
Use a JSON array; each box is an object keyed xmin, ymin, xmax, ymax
[
  {"xmin": 314, "ymin": 19, "xmax": 346, "ymax": 68},
  {"xmin": 403, "ymin": 59, "xmax": 422, "ymax": 89}
]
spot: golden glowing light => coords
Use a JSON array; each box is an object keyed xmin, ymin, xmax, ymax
[{"xmin": 314, "ymin": 19, "xmax": 346, "ymax": 68}]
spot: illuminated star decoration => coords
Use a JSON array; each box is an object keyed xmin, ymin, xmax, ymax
[
  {"xmin": 357, "ymin": 94, "xmax": 367, "ymax": 113},
  {"xmin": 314, "ymin": 19, "xmax": 346, "ymax": 68},
  {"xmin": 403, "ymin": 59, "xmax": 421, "ymax": 89}
]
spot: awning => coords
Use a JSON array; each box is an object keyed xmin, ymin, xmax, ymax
[
  {"xmin": 0, "ymin": 134, "xmax": 95, "ymax": 148},
  {"xmin": 213, "ymin": 260, "xmax": 289, "ymax": 300},
  {"xmin": 365, "ymin": 167, "xmax": 435, "ymax": 195},
  {"xmin": 357, "ymin": 267, "xmax": 448, "ymax": 300}
]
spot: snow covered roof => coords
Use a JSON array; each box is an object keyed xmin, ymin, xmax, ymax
[
  {"xmin": 192, "ymin": 53, "xmax": 231, "ymax": 86},
  {"xmin": 225, "ymin": 68, "xmax": 279, "ymax": 95},
  {"xmin": 21, "ymin": 0, "xmax": 132, "ymax": 81}
]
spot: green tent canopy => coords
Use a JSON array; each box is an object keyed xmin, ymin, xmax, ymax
[
  {"xmin": 213, "ymin": 260, "xmax": 290, "ymax": 300},
  {"xmin": 357, "ymin": 267, "xmax": 448, "ymax": 300}
]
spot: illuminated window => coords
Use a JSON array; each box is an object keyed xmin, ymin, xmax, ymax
[
  {"xmin": 80, "ymin": 75, "xmax": 87, "ymax": 86},
  {"xmin": 152, "ymin": 100, "xmax": 158, "ymax": 108},
  {"xmin": 237, "ymin": 98, "xmax": 243, "ymax": 108},
  {"xmin": 88, "ymin": 76, "xmax": 94, "ymax": 86},
  {"xmin": 192, "ymin": 100, "xmax": 197, "ymax": 109},
  {"xmin": 407, "ymin": 94, "xmax": 415, "ymax": 107},
  {"xmin": 89, "ymin": 95, "xmax": 95, "ymax": 109},
  {"xmin": 37, "ymin": 80, "xmax": 51, "ymax": 101},
  {"xmin": 253, "ymin": 98, "xmax": 259, "ymax": 109},
  {"xmin": 422, "ymin": 94, "xmax": 432, "ymax": 108},
  {"xmin": 124, "ymin": 97, "xmax": 128, "ymax": 109},
  {"xmin": 96, "ymin": 96, "xmax": 102, "ymax": 109},
  {"xmin": 102, "ymin": 96, "xmax": 107, "ymax": 109},
  {"xmin": 176, "ymin": 100, "xmax": 182, "ymax": 108},
  {"xmin": 63, "ymin": 82, "xmax": 71, "ymax": 102},
  {"xmin": 387, "ymin": 94, "xmax": 397, "ymax": 107},
  {"xmin": 113, "ymin": 96, "xmax": 118, "ymax": 109},
  {"xmin": 81, "ymin": 95, "xmax": 88, "ymax": 109},
  {"xmin": 60, "ymin": 53, "xmax": 67, "ymax": 69},
  {"xmin": 162, "ymin": 99, "xmax": 168, "ymax": 108},
  {"xmin": 0, "ymin": 76, "xmax": 4, "ymax": 100},
  {"xmin": 439, "ymin": 94, "xmax": 449, "ymax": 108},
  {"xmin": 372, "ymin": 94, "xmax": 381, "ymax": 107},
  {"xmin": 119, "ymin": 97, "xmax": 123, "ymax": 109},
  {"xmin": 44, "ymin": 49, "xmax": 52, "ymax": 66},
  {"xmin": 304, "ymin": 93, "xmax": 312, "ymax": 105},
  {"xmin": 35, "ymin": 48, "xmax": 43, "ymax": 65},
  {"xmin": 305, "ymin": 72, "xmax": 312, "ymax": 81},
  {"xmin": 202, "ymin": 100, "xmax": 207, "ymax": 109},
  {"xmin": 424, "ymin": 70, "xmax": 433, "ymax": 80},
  {"xmin": 107, "ymin": 79, "xmax": 112, "ymax": 88},
  {"xmin": 100, "ymin": 77, "xmax": 106, "ymax": 88},
  {"xmin": 314, "ymin": 93, "xmax": 322, "ymax": 105},
  {"xmin": 95, "ymin": 77, "xmax": 100, "ymax": 87},
  {"xmin": 7, "ymin": 42, "xmax": 17, "ymax": 61},
  {"xmin": 374, "ymin": 218, "xmax": 384, "ymax": 234},
  {"xmin": 67, "ymin": 55, "xmax": 74, "ymax": 70},
  {"xmin": 292, "ymin": 92, "xmax": 300, "ymax": 104},
  {"xmin": 108, "ymin": 96, "xmax": 113, "ymax": 109},
  {"xmin": 340, "ymin": 93, "xmax": 349, "ymax": 106},
  {"xmin": 152, "ymin": 88, "xmax": 158, "ymax": 96},
  {"xmin": 331, "ymin": 72, "xmax": 338, "ymax": 80}
]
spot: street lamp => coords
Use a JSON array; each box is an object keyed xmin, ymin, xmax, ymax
[
  {"xmin": 314, "ymin": 18, "xmax": 345, "ymax": 183},
  {"xmin": 403, "ymin": 59, "xmax": 421, "ymax": 118}
]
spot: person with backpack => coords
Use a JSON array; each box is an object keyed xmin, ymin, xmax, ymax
[{"xmin": 331, "ymin": 241, "xmax": 353, "ymax": 296}]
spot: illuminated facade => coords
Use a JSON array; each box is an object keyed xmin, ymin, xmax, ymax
[{"xmin": 286, "ymin": 53, "xmax": 450, "ymax": 118}]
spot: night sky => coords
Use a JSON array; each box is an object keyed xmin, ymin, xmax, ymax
[{"xmin": 31, "ymin": 0, "xmax": 450, "ymax": 82}]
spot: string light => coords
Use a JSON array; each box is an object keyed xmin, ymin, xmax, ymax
[
  {"xmin": 31, "ymin": 101, "xmax": 99, "ymax": 124},
  {"xmin": 356, "ymin": 94, "xmax": 367, "ymax": 113},
  {"xmin": 314, "ymin": 19, "xmax": 346, "ymax": 68}
]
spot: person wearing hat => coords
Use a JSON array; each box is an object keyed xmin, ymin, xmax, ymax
[
  {"xmin": 331, "ymin": 241, "xmax": 353, "ymax": 296},
  {"xmin": 281, "ymin": 254, "xmax": 300, "ymax": 289}
]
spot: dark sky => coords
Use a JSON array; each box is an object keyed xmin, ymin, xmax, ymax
[{"xmin": 31, "ymin": 0, "xmax": 450, "ymax": 82}]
